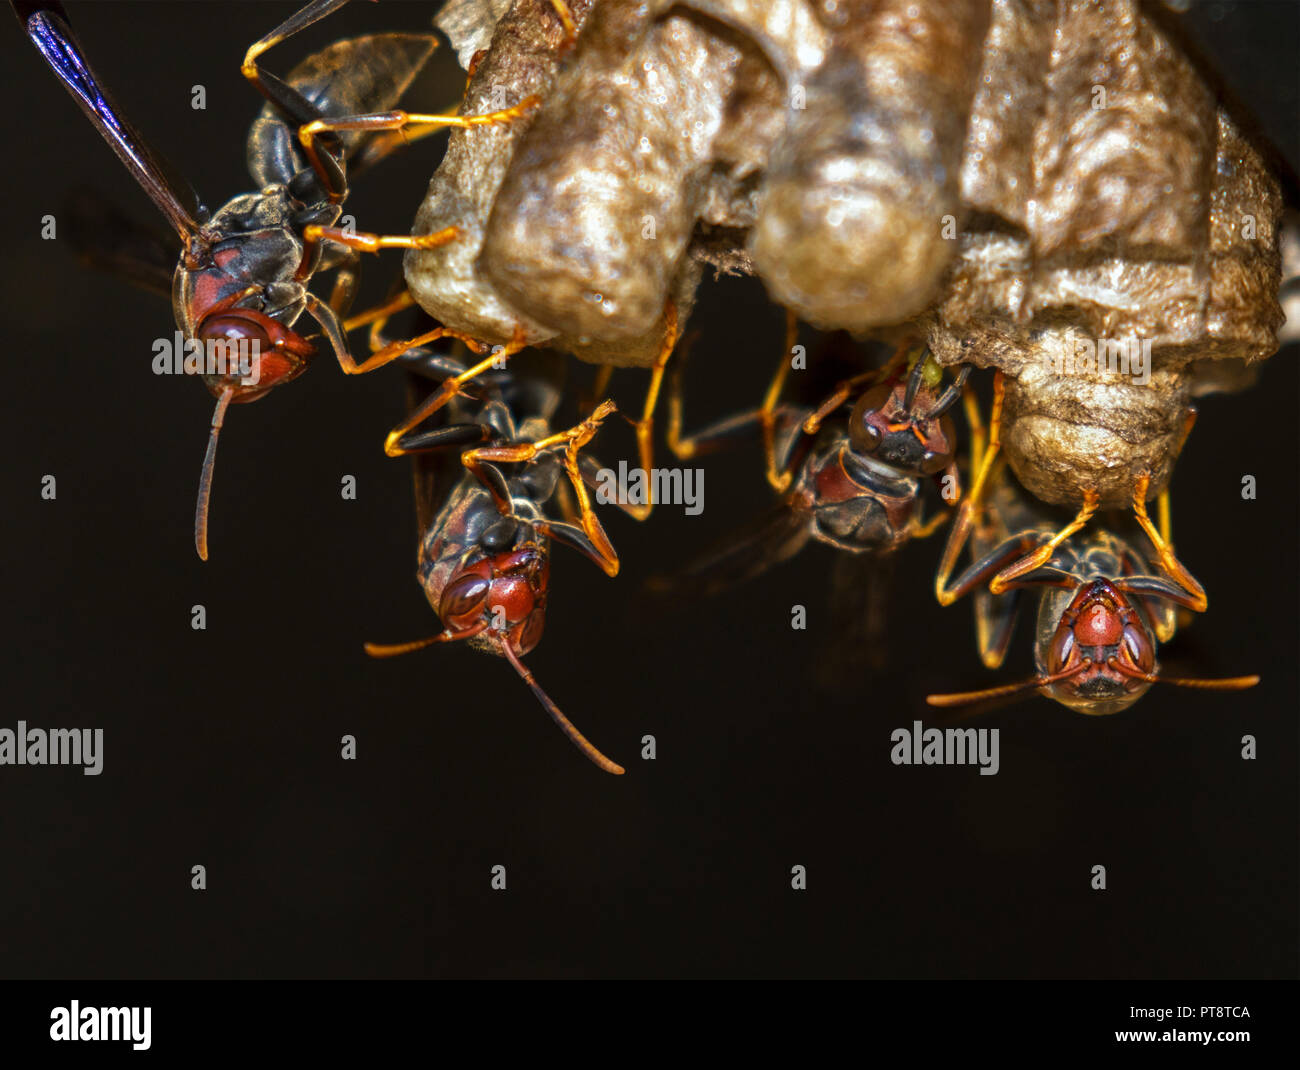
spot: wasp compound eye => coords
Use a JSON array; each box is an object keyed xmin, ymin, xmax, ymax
[
  {"xmin": 848, "ymin": 386, "xmax": 892, "ymax": 454},
  {"xmin": 439, "ymin": 573, "xmax": 491, "ymax": 630}
]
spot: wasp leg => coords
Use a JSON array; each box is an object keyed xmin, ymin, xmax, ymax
[
  {"xmin": 1117, "ymin": 542, "xmax": 1179, "ymax": 644},
  {"xmin": 935, "ymin": 371, "xmax": 1006, "ymax": 605},
  {"xmin": 939, "ymin": 529, "xmax": 1047, "ymax": 602},
  {"xmin": 759, "ymin": 310, "xmax": 800, "ymax": 491},
  {"xmin": 304, "ymin": 291, "xmax": 490, "ymax": 378},
  {"xmin": 297, "ymin": 224, "xmax": 461, "ymax": 283},
  {"xmin": 964, "ymin": 378, "xmax": 987, "ymax": 475},
  {"xmin": 614, "ymin": 303, "xmax": 680, "ymax": 522},
  {"xmin": 388, "ymin": 421, "xmax": 495, "ymax": 457},
  {"xmin": 549, "ymin": 0, "xmax": 579, "ymax": 46},
  {"xmin": 988, "ymin": 489, "xmax": 1099, "ymax": 595},
  {"xmin": 383, "ymin": 330, "xmax": 528, "ymax": 454},
  {"xmin": 326, "ymin": 250, "xmax": 361, "ymax": 318},
  {"xmin": 297, "ymin": 100, "xmax": 539, "ymax": 205},
  {"xmin": 1114, "ymin": 574, "xmax": 1207, "ymax": 616},
  {"xmin": 577, "ymin": 365, "xmax": 613, "ymax": 418},
  {"xmin": 665, "ymin": 326, "xmax": 802, "ymax": 468},
  {"xmin": 973, "ymin": 586, "xmax": 1021, "ymax": 671},
  {"xmin": 908, "ymin": 511, "xmax": 950, "ymax": 540},
  {"xmin": 348, "ymin": 98, "xmax": 469, "ymax": 176},
  {"xmin": 570, "ymin": 453, "xmax": 658, "ymax": 522},
  {"xmin": 464, "ymin": 402, "xmax": 621, "ymax": 577},
  {"xmin": 342, "ymin": 287, "xmax": 417, "ymax": 351},
  {"xmin": 1131, "ymin": 472, "xmax": 1207, "ymax": 612},
  {"xmin": 241, "ymin": 0, "xmax": 355, "ymax": 126},
  {"xmin": 801, "ymin": 349, "xmax": 908, "ymax": 438}
]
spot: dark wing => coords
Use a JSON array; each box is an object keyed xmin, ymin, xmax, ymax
[
  {"xmin": 815, "ymin": 549, "xmax": 896, "ymax": 686},
  {"xmin": 650, "ymin": 503, "xmax": 813, "ymax": 599},
  {"xmin": 15, "ymin": 2, "xmax": 202, "ymax": 240},
  {"xmin": 63, "ymin": 187, "xmax": 179, "ymax": 299}
]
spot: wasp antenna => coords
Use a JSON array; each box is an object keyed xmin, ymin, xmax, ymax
[
  {"xmin": 364, "ymin": 621, "xmax": 486, "ymax": 658},
  {"xmin": 903, "ymin": 349, "xmax": 929, "ymax": 412},
  {"xmin": 1161, "ymin": 674, "xmax": 1261, "ymax": 691},
  {"xmin": 364, "ymin": 635, "xmax": 446, "ymax": 658},
  {"xmin": 502, "ymin": 642, "xmax": 625, "ymax": 775},
  {"xmin": 1108, "ymin": 658, "xmax": 1260, "ymax": 692},
  {"xmin": 926, "ymin": 662, "xmax": 1085, "ymax": 708},
  {"xmin": 926, "ymin": 366, "xmax": 971, "ymax": 419},
  {"xmin": 194, "ymin": 387, "xmax": 234, "ymax": 561}
]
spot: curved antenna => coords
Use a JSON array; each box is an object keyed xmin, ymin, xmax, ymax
[
  {"xmin": 902, "ymin": 350, "xmax": 929, "ymax": 412},
  {"xmin": 926, "ymin": 661, "xmax": 1087, "ymax": 708},
  {"xmin": 1107, "ymin": 657, "xmax": 1259, "ymax": 692},
  {"xmin": 502, "ymin": 642, "xmax": 625, "ymax": 775},
  {"xmin": 363, "ymin": 621, "xmax": 487, "ymax": 657},
  {"xmin": 925, "ymin": 366, "xmax": 971, "ymax": 419},
  {"xmin": 193, "ymin": 387, "xmax": 233, "ymax": 562}
]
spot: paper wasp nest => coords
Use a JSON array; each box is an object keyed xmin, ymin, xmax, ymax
[
  {"xmin": 410, "ymin": 0, "xmax": 792, "ymax": 365},
  {"xmin": 412, "ymin": 0, "xmax": 1285, "ymax": 398}
]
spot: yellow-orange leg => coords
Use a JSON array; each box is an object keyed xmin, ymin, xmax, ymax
[
  {"xmin": 383, "ymin": 329, "xmax": 527, "ymax": 454},
  {"xmin": 353, "ymin": 324, "xmax": 492, "ymax": 376},
  {"xmin": 463, "ymin": 401, "xmax": 622, "ymax": 577},
  {"xmin": 553, "ymin": 409, "xmax": 621, "ymax": 577},
  {"xmin": 578, "ymin": 364, "xmax": 613, "ymax": 417},
  {"xmin": 298, "ymin": 100, "xmax": 539, "ymax": 203},
  {"xmin": 342, "ymin": 288, "xmax": 418, "ymax": 353},
  {"xmin": 801, "ymin": 358, "xmax": 905, "ymax": 438},
  {"xmin": 759, "ymin": 311, "xmax": 799, "ymax": 492},
  {"xmin": 549, "ymin": 0, "xmax": 578, "ymax": 44},
  {"xmin": 621, "ymin": 303, "xmax": 679, "ymax": 521},
  {"xmin": 1132, "ymin": 472, "xmax": 1207, "ymax": 612},
  {"xmin": 349, "ymin": 100, "xmax": 475, "ymax": 172},
  {"xmin": 964, "ymin": 379, "xmax": 987, "ymax": 476},
  {"xmin": 987, "ymin": 489, "xmax": 1099, "ymax": 595},
  {"xmin": 241, "ymin": 0, "xmax": 352, "ymax": 107},
  {"xmin": 909, "ymin": 511, "xmax": 950, "ymax": 540},
  {"xmin": 297, "ymin": 224, "xmax": 460, "ymax": 283},
  {"xmin": 935, "ymin": 371, "xmax": 1006, "ymax": 605},
  {"xmin": 664, "ymin": 329, "xmax": 723, "ymax": 462}
]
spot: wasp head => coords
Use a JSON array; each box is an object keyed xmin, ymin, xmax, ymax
[
  {"xmin": 194, "ymin": 304, "xmax": 314, "ymax": 403},
  {"xmin": 1036, "ymin": 579, "xmax": 1156, "ymax": 714},
  {"xmin": 436, "ymin": 516, "xmax": 551, "ymax": 657},
  {"xmin": 848, "ymin": 353, "xmax": 964, "ymax": 476}
]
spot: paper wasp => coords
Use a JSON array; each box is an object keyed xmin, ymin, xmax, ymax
[
  {"xmin": 929, "ymin": 382, "xmax": 1258, "ymax": 712},
  {"xmin": 660, "ymin": 316, "xmax": 968, "ymax": 592},
  {"xmin": 14, "ymin": 0, "xmax": 532, "ymax": 558},
  {"xmin": 360, "ymin": 318, "xmax": 626, "ymax": 774}
]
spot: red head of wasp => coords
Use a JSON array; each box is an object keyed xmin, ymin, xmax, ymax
[
  {"xmin": 361, "ymin": 327, "xmax": 626, "ymax": 774},
  {"xmin": 662, "ymin": 316, "xmax": 969, "ymax": 592},
  {"xmin": 14, "ymin": 0, "xmax": 534, "ymax": 558},
  {"xmin": 930, "ymin": 417, "xmax": 1259, "ymax": 714}
]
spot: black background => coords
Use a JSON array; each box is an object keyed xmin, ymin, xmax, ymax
[{"xmin": 0, "ymin": 0, "xmax": 1295, "ymax": 979}]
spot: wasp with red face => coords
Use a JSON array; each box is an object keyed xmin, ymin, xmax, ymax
[
  {"xmin": 363, "ymin": 340, "xmax": 626, "ymax": 774},
  {"xmin": 662, "ymin": 324, "xmax": 969, "ymax": 593},
  {"xmin": 929, "ymin": 461, "xmax": 1258, "ymax": 713},
  {"xmin": 15, "ymin": 0, "xmax": 533, "ymax": 558}
]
